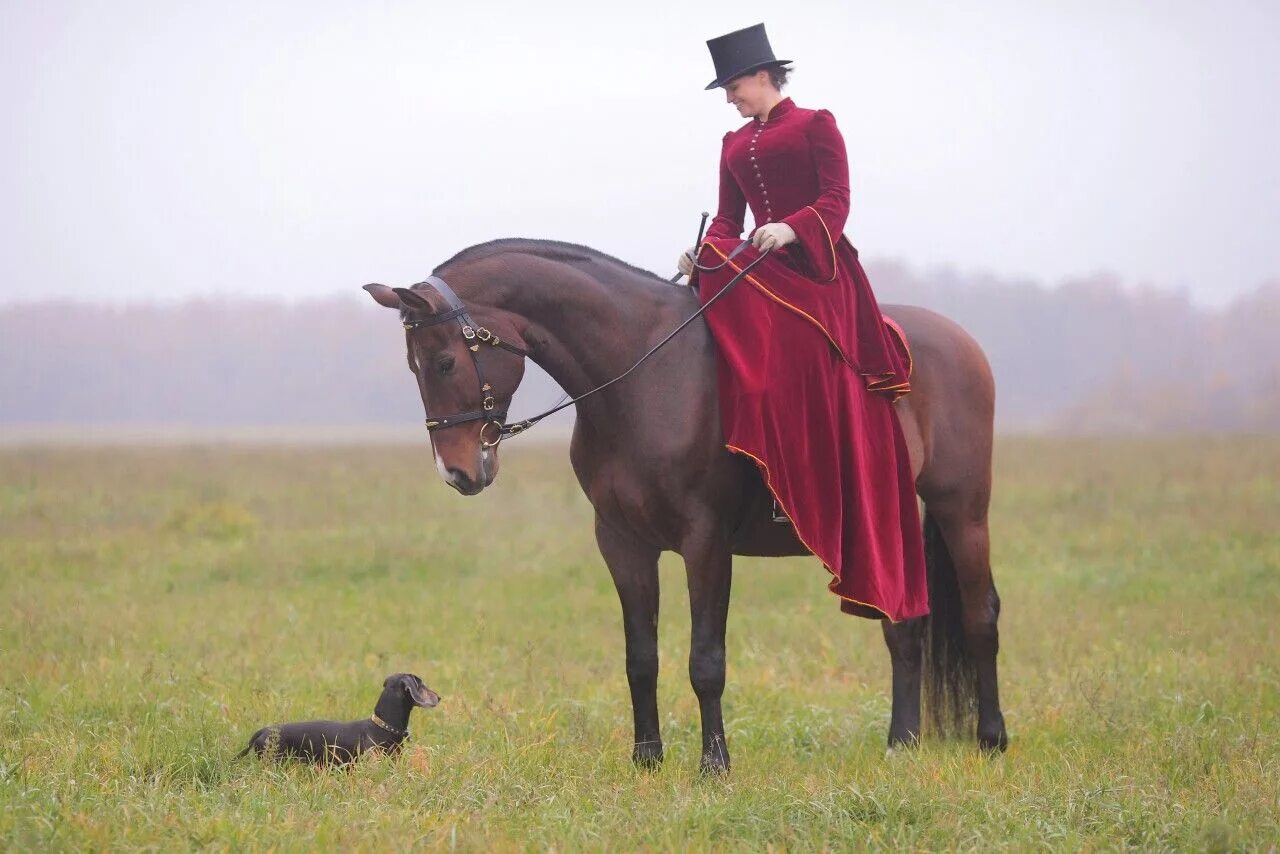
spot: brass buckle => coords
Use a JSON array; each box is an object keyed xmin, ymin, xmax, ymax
[
  {"xmin": 462, "ymin": 325, "xmax": 476, "ymax": 340},
  {"xmin": 475, "ymin": 327, "xmax": 493, "ymax": 342}
]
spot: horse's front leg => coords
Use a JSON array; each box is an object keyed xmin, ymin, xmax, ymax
[
  {"xmin": 594, "ymin": 515, "xmax": 663, "ymax": 768},
  {"xmin": 681, "ymin": 529, "xmax": 733, "ymax": 775}
]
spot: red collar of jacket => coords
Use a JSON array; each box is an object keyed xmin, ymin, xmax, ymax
[{"xmin": 757, "ymin": 97, "xmax": 796, "ymax": 125}]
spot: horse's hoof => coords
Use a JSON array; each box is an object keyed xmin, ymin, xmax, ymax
[
  {"xmin": 978, "ymin": 729, "xmax": 1009, "ymax": 754},
  {"xmin": 698, "ymin": 735, "xmax": 730, "ymax": 776},
  {"xmin": 886, "ymin": 732, "xmax": 920, "ymax": 752},
  {"xmin": 884, "ymin": 744, "xmax": 918, "ymax": 761},
  {"xmin": 698, "ymin": 756, "xmax": 730, "ymax": 777},
  {"xmin": 631, "ymin": 743, "xmax": 664, "ymax": 771}
]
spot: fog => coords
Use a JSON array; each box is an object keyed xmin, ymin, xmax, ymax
[{"xmin": 3, "ymin": 1, "xmax": 1277, "ymax": 307}]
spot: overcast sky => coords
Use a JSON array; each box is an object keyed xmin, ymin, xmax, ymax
[{"xmin": 2, "ymin": 0, "xmax": 1276, "ymax": 306}]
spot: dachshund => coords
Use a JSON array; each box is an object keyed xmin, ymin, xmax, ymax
[{"xmin": 235, "ymin": 673, "xmax": 440, "ymax": 765}]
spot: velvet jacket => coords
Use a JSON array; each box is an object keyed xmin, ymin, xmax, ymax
[
  {"xmin": 706, "ymin": 96, "xmax": 847, "ymax": 282},
  {"xmin": 693, "ymin": 97, "xmax": 927, "ymax": 621}
]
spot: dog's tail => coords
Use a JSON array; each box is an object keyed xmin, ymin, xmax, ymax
[{"xmin": 233, "ymin": 727, "xmax": 265, "ymax": 761}]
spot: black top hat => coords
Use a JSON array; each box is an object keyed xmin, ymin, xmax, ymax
[{"xmin": 704, "ymin": 23, "xmax": 791, "ymax": 90}]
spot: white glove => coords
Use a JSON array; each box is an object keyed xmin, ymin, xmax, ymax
[
  {"xmin": 677, "ymin": 246, "xmax": 696, "ymax": 277},
  {"xmin": 751, "ymin": 222, "xmax": 796, "ymax": 252}
]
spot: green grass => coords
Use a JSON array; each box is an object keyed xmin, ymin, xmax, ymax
[{"xmin": 1, "ymin": 437, "xmax": 1278, "ymax": 850}]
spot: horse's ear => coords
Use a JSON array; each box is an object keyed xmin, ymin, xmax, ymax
[
  {"xmin": 393, "ymin": 287, "xmax": 440, "ymax": 313},
  {"xmin": 363, "ymin": 283, "xmax": 402, "ymax": 309}
]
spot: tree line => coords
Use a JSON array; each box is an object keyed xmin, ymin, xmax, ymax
[{"xmin": 2, "ymin": 265, "xmax": 1276, "ymax": 433}]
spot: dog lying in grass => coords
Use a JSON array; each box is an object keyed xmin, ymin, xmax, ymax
[{"xmin": 235, "ymin": 673, "xmax": 440, "ymax": 765}]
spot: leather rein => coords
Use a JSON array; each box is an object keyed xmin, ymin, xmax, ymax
[{"xmin": 403, "ymin": 240, "xmax": 770, "ymax": 448}]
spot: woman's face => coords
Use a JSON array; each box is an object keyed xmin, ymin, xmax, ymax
[{"xmin": 722, "ymin": 70, "xmax": 777, "ymax": 118}]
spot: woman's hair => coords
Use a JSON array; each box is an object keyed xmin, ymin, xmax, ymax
[
  {"xmin": 764, "ymin": 63, "xmax": 792, "ymax": 89},
  {"xmin": 727, "ymin": 63, "xmax": 792, "ymax": 91}
]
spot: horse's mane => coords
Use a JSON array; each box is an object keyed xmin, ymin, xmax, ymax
[{"xmin": 433, "ymin": 238, "xmax": 678, "ymax": 289}]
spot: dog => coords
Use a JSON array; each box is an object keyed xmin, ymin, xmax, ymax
[{"xmin": 234, "ymin": 673, "xmax": 440, "ymax": 765}]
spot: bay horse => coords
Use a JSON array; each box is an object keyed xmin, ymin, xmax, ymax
[{"xmin": 363, "ymin": 238, "xmax": 1006, "ymax": 773}]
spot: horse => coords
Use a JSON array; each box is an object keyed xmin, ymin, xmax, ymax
[{"xmin": 362, "ymin": 238, "xmax": 1006, "ymax": 774}]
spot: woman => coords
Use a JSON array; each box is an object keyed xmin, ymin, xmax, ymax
[{"xmin": 682, "ymin": 23, "xmax": 928, "ymax": 622}]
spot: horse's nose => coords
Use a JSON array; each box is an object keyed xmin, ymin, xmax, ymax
[{"xmin": 447, "ymin": 467, "xmax": 482, "ymax": 495}]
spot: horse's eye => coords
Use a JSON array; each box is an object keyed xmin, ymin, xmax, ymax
[{"xmin": 436, "ymin": 355, "xmax": 455, "ymax": 375}]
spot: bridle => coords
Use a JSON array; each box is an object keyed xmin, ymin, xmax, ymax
[
  {"xmin": 401, "ymin": 240, "xmax": 769, "ymax": 448},
  {"xmin": 402, "ymin": 274, "xmax": 530, "ymax": 449}
]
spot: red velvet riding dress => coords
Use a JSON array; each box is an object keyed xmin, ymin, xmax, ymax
[{"xmin": 694, "ymin": 97, "xmax": 928, "ymax": 621}]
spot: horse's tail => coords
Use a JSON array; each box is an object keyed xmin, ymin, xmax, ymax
[{"xmin": 920, "ymin": 509, "xmax": 977, "ymax": 738}]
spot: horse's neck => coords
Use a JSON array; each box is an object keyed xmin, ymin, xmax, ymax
[{"xmin": 458, "ymin": 255, "xmax": 686, "ymax": 416}]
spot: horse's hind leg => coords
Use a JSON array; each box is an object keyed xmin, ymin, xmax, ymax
[
  {"xmin": 595, "ymin": 516, "xmax": 663, "ymax": 768},
  {"xmin": 881, "ymin": 617, "xmax": 926, "ymax": 748},
  {"xmin": 934, "ymin": 502, "xmax": 1007, "ymax": 751}
]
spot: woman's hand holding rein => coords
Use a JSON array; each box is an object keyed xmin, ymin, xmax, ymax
[
  {"xmin": 678, "ymin": 247, "xmax": 697, "ymax": 277},
  {"xmin": 751, "ymin": 222, "xmax": 795, "ymax": 252},
  {"xmin": 678, "ymin": 222, "xmax": 793, "ymax": 278}
]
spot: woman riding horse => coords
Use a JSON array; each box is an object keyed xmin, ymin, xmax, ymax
[
  {"xmin": 361, "ymin": 23, "xmax": 1007, "ymax": 770},
  {"xmin": 680, "ymin": 24, "xmax": 928, "ymax": 622}
]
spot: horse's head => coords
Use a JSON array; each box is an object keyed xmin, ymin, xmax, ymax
[{"xmin": 363, "ymin": 280, "xmax": 526, "ymax": 496}]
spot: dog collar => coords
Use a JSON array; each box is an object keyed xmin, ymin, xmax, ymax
[{"xmin": 370, "ymin": 713, "xmax": 408, "ymax": 738}]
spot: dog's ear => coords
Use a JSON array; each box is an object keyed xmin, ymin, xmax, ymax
[{"xmin": 402, "ymin": 674, "xmax": 440, "ymax": 708}]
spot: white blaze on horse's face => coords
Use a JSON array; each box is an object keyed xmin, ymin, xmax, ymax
[
  {"xmin": 432, "ymin": 443, "xmax": 452, "ymax": 484},
  {"xmin": 428, "ymin": 428, "xmax": 498, "ymax": 496}
]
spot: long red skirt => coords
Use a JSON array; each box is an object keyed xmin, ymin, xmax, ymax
[{"xmin": 695, "ymin": 237, "xmax": 929, "ymax": 621}]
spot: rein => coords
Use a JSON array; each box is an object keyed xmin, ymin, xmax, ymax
[{"xmin": 403, "ymin": 240, "xmax": 770, "ymax": 447}]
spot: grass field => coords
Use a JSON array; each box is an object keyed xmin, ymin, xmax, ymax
[{"xmin": 1, "ymin": 437, "xmax": 1278, "ymax": 850}]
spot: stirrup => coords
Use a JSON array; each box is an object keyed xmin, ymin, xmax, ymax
[{"xmin": 771, "ymin": 498, "xmax": 790, "ymax": 524}]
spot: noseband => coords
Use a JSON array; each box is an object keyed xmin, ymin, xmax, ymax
[
  {"xmin": 400, "ymin": 241, "xmax": 769, "ymax": 447},
  {"xmin": 402, "ymin": 275, "xmax": 529, "ymax": 448}
]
